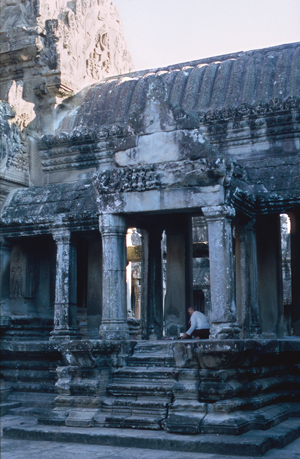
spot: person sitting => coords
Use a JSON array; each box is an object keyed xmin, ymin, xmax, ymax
[{"xmin": 181, "ymin": 307, "xmax": 210, "ymax": 339}]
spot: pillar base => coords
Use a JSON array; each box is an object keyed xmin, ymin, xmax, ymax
[
  {"xmin": 49, "ymin": 327, "xmax": 79, "ymax": 341},
  {"xmin": 250, "ymin": 322, "xmax": 262, "ymax": 338},
  {"xmin": 99, "ymin": 321, "xmax": 129, "ymax": 340},
  {"xmin": 210, "ymin": 323, "xmax": 241, "ymax": 339},
  {"xmin": 260, "ymin": 332, "xmax": 277, "ymax": 339}
]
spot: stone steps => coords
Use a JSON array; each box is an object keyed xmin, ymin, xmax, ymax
[
  {"xmin": 7, "ymin": 391, "xmax": 57, "ymax": 410},
  {"xmin": 199, "ymin": 403, "xmax": 300, "ymax": 436},
  {"xmin": 5, "ymin": 391, "xmax": 57, "ymax": 419},
  {"xmin": 210, "ymin": 392, "xmax": 284, "ymax": 413},
  {"xmin": 8, "ymin": 407, "xmax": 50, "ymax": 418},
  {"xmin": 98, "ymin": 395, "xmax": 171, "ymax": 429},
  {"xmin": 0, "ymin": 402, "xmax": 21, "ymax": 416},
  {"xmin": 107, "ymin": 366, "xmax": 177, "ymax": 397},
  {"xmin": 128, "ymin": 341, "xmax": 176, "ymax": 367},
  {"xmin": 4, "ymin": 415, "xmax": 300, "ymax": 457}
]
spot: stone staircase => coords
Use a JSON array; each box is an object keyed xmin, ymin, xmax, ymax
[
  {"xmin": 0, "ymin": 340, "xmax": 62, "ymax": 418},
  {"xmin": 55, "ymin": 340, "xmax": 300, "ymax": 437},
  {"xmin": 94, "ymin": 341, "xmax": 176, "ymax": 429},
  {"xmin": 3, "ymin": 339, "xmax": 300, "ymax": 456}
]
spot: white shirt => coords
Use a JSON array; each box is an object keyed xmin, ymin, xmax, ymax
[{"xmin": 186, "ymin": 311, "xmax": 209, "ymax": 335}]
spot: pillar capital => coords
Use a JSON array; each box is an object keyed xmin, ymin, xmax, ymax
[
  {"xmin": 0, "ymin": 236, "xmax": 13, "ymax": 250},
  {"xmin": 99, "ymin": 214, "xmax": 127, "ymax": 236},
  {"xmin": 202, "ymin": 206, "xmax": 235, "ymax": 220},
  {"xmin": 52, "ymin": 229, "xmax": 71, "ymax": 244}
]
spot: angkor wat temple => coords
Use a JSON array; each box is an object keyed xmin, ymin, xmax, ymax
[{"xmin": 1, "ymin": 1, "xmax": 300, "ymax": 455}]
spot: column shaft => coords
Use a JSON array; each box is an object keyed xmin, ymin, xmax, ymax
[
  {"xmin": 0, "ymin": 238, "xmax": 12, "ymax": 305},
  {"xmin": 202, "ymin": 206, "xmax": 240, "ymax": 339},
  {"xmin": 235, "ymin": 220, "xmax": 260, "ymax": 338},
  {"xmin": 290, "ymin": 210, "xmax": 300, "ymax": 335},
  {"xmin": 256, "ymin": 214, "xmax": 284, "ymax": 338},
  {"xmin": 140, "ymin": 229, "xmax": 149, "ymax": 339},
  {"xmin": 99, "ymin": 214, "xmax": 129, "ymax": 340},
  {"xmin": 164, "ymin": 215, "xmax": 193, "ymax": 336},
  {"xmin": 50, "ymin": 230, "xmax": 78, "ymax": 340},
  {"xmin": 147, "ymin": 227, "xmax": 163, "ymax": 339}
]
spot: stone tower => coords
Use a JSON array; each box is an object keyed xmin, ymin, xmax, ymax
[{"xmin": 0, "ymin": 0, "xmax": 134, "ymax": 204}]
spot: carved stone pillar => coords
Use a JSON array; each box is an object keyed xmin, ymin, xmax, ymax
[
  {"xmin": 140, "ymin": 229, "xmax": 149, "ymax": 339},
  {"xmin": 50, "ymin": 230, "xmax": 78, "ymax": 341},
  {"xmin": 256, "ymin": 214, "xmax": 284, "ymax": 338},
  {"xmin": 247, "ymin": 222, "xmax": 261, "ymax": 337},
  {"xmin": 99, "ymin": 214, "xmax": 129, "ymax": 340},
  {"xmin": 147, "ymin": 227, "xmax": 163, "ymax": 340},
  {"xmin": 202, "ymin": 206, "xmax": 240, "ymax": 339},
  {"xmin": 165, "ymin": 229, "xmax": 186, "ymax": 336},
  {"xmin": 164, "ymin": 215, "xmax": 193, "ymax": 337},
  {"xmin": 289, "ymin": 210, "xmax": 300, "ymax": 336},
  {"xmin": 0, "ymin": 237, "xmax": 12, "ymax": 306},
  {"xmin": 235, "ymin": 219, "xmax": 261, "ymax": 338}
]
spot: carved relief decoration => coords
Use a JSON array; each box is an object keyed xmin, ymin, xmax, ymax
[
  {"xmin": 93, "ymin": 166, "xmax": 162, "ymax": 195},
  {"xmin": 9, "ymin": 244, "xmax": 39, "ymax": 299},
  {"xmin": 86, "ymin": 28, "xmax": 110, "ymax": 80},
  {"xmin": 0, "ymin": 102, "xmax": 28, "ymax": 173},
  {"xmin": 10, "ymin": 245, "xmax": 24, "ymax": 298},
  {"xmin": 93, "ymin": 158, "xmax": 234, "ymax": 195}
]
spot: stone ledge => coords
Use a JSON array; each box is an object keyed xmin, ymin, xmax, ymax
[
  {"xmin": 3, "ymin": 417, "xmax": 300, "ymax": 457},
  {"xmin": 0, "ymin": 403, "xmax": 21, "ymax": 417}
]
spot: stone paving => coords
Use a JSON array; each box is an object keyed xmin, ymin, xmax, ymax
[{"xmin": 1, "ymin": 415, "xmax": 300, "ymax": 459}]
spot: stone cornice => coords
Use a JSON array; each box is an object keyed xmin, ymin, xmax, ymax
[
  {"xmin": 39, "ymin": 97, "xmax": 300, "ymax": 152},
  {"xmin": 198, "ymin": 96, "xmax": 300, "ymax": 124},
  {"xmin": 36, "ymin": 97, "xmax": 300, "ymax": 175},
  {"xmin": 0, "ymin": 214, "xmax": 99, "ymax": 238},
  {"xmin": 230, "ymin": 187, "xmax": 300, "ymax": 216}
]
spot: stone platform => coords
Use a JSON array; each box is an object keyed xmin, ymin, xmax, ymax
[
  {"xmin": 3, "ymin": 415, "xmax": 300, "ymax": 457},
  {"xmin": 2, "ymin": 339, "xmax": 300, "ymax": 455}
]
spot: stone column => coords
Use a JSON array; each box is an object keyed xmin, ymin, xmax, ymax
[
  {"xmin": 202, "ymin": 206, "xmax": 240, "ymax": 339},
  {"xmin": 289, "ymin": 210, "xmax": 300, "ymax": 336},
  {"xmin": 140, "ymin": 229, "xmax": 149, "ymax": 339},
  {"xmin": 185, "ymin": 215, "xmax": 194, "ymax": 321},
  {"xmin": 99, "ymin": 214, "xmax": 129, "ymax": 340},
  {"xmin": 0, "ymin": 237, "xmax": 12, "ymax": 307},
  {"xmin": 235, "ymin": 219, "xmax": 261, "ymax": 338},
  {"xmin": 165, "ymin": 229, "xmax": 186, "ymax": 336},
  {"xmin": 50, "ymin": 230, "xmax": 78, "ymax": 341},
  {"xmin": 247, "ymin": 222, "xmax": 261, "ymax": 337},
  {"xmin": 256, "ymin": 214, "xmax": 284, "ymax": 338},
  {"xmin": 147, "ymin": 227, "xmax": 163, "ymax": 340},
  {"xmin": 164, "ymin": 215, "xmax": 193, "ymax": 337}
]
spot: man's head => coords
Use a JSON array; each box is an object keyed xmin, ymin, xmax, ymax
[{"xmin": 188, "ymin": 306, "xmax": 196, "ymax": 316}]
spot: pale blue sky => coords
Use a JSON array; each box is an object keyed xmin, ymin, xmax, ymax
[{"xmin": 113, "ymin": 0, "xmax": 300, "ymax": 71}]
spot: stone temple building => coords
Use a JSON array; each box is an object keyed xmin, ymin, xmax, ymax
[{"xmin": 1, "ymin": 0, "xmax": 300, "ymax": 455}]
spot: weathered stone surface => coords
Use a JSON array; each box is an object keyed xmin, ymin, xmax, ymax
[
  {"xmin": 0, "ymin": 0, "xmax": 133, "ymax": 205},
  {"xmin": 1, "ymin": 1, "xmax": 300, "ymax": 444},
  {"xmin": 4, "ymin": 416, "xmax": 300, "ymax": 457}
]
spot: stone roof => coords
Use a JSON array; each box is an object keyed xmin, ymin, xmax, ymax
[
  {"xmin": 62, "ymin": 42, "xmax": 300, "ymax": 133},
  {"xmin": 1, "ymin": 181, "xmax": 98, "ymax": 229}
]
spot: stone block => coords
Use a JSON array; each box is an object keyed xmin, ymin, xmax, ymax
[
  {"xmin": 172, "ymin": 343, "xmax": 199, "ymax": 368},
  {"xmin": 65, "ymin": 409, "xmax": 99, "ymax": 427},
  {"xmin": 38, "ymin": 409, "xmax": 69, "ymax": 426},
  {"xmin": 163, "ymin": 399, "xmax": 207, "ymax": 434},
  {"xmin": 0, "ymin": 402, "xmax": 21, "ymax": 416}
]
